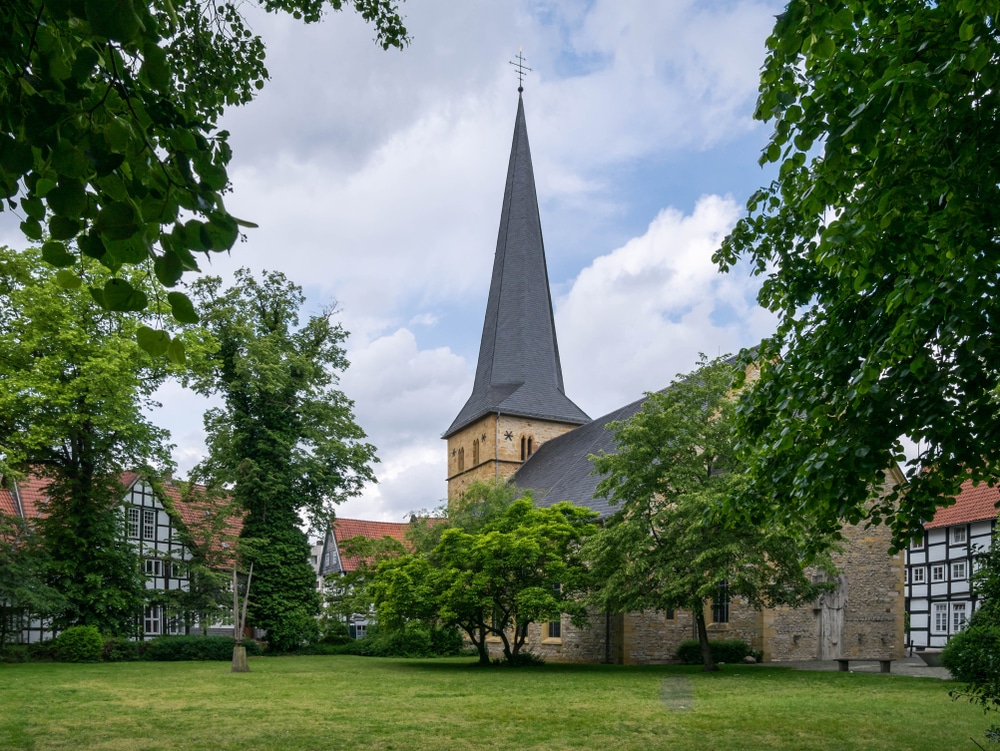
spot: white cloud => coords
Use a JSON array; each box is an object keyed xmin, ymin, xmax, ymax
[{"xmin": 557, "ymin": 195, "xmax": 777, "ymax": 418}]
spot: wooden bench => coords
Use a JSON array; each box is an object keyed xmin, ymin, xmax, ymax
[{"xmin": 836, "ymin": 658, "xmax": 893, "ymax": 674}]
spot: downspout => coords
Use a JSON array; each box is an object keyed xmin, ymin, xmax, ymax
[{"xmin": 495, "ymin": 411, "xmax": 500, "ymax": 482}]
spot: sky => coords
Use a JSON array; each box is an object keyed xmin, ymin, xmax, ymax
[{"xmin": 4, "ymin": 0, "xmax": 789, "ymax": 526}]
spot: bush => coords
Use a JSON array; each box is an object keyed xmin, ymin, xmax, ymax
[
  {"xmin": 265, "ymin": 610, "xmax": 321, "ymax": 654},
  {"xmin": 26, "ymin": 640, "xmax": 55, "ymax": 662},
  {"xmin": 0, "ymin": 645, "xmax": 29, "ymax": 663},
  {"xmin": 54, "ymin": 626, "xmax": 104, "ymax": 663},
  {"xmin": 103, "ymin": 636, "xmax": 141, "ymax": 662},
  {"xmin": 143, "ymin": 636, "xmax": 262, "ymax": 662},
  {"xmin": 942, "ymin": 622, "xmax": 1000, "ymax": 712},
  {"xmin": 675, "ymin": 638, "xmax": 751, "ymax": 665},
  {"xmin": 429, "ymin": 625, "xmax": 464, "ymax": 656}
]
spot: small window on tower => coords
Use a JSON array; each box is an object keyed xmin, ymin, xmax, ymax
[
  {"xmin": 458, "ymin": 447, "xmax": 465, "ymax": 472},
  {"xmin": 527, "ymin": 437, "xmax": 534, "ymax": 456},
  {"xmin": 473, "ymin": 439, "xmax": 480, "ymax": 466}
]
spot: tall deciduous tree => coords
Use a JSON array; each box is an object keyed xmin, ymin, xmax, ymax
[
  {"xmin": 1, "ymin": 0, "xmax": 406, "ymax": 354},
  {"xmin": 588, "ymin": 357, "xmax": 832, "ymax": 671},
  {"xmin": 0, "ymin": 245, "xmax": 173, "ymax": 634},
  {"xmin": 186, "ymin": 269, "xmax": 377, "ymax": 652},
  {"xmin": 714, "ymin": 1, "xmax": 1000, "ymax": 549}
]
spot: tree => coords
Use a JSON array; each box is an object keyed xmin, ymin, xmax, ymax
[
  {"xmin": 1, "ymin": 0, "xmax": 406, "ymax": 355},
  {"xmin": 714, "ymin": 1, "xmax": 1000, "ymax": 550},
  {"xmin": 186, "ymin": 269, "xmax": 377, "ymax": 652},
  {"xmin": 0, "ymin": 245, "xmax": 173, "ymax": 634},
  {"xmin": 0, "ymin": 513, "xmax": 66, "ymax": 649},
  {"xmin": 588, "ymin": 357, "xmax": 833, "ymax": 671},
  {"xmin": 369, "ymin": 482, "xmax": 598, "ymax": 666}
]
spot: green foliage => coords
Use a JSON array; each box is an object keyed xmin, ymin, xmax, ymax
[
  {"xmin": 943, "ymin": 544, "xmax": 1000, "ymax": 745},
  {"xmin": 102, "ymin": 636, "xmax": 141, "ymax": 662},
  {"xmin": 54, "ymin": 625, "xmax": 104, "ymax": 662},
  {"xmin": 0, "ymin": 0, "xmax": 406, "ymax": 354},
  {"xmin": 0, "ymin": 247, "xmax": 173, "ymax": 634},
  {"xmin": 0, "ymin": 514, "xmax": 66, "ymax": 647},
  {"xmin": 714, "ymin": 0, "xmax": 1000, "ymax": 550},
  {"xmin": 369, "ymin": 481, "xmax": 598, "ymax": 666},
  {"xmin": 587, "ymin": 356, "xmax": 834, "ymax": 672},
  {"xmin": 184, "ymin": 269, "xmax": 376, "ymax": 652},
  {"xmin": 142, "ymin": 635, "xmax": 262, "ymax": 661},
  {"xmin": 676, "ymin": 639, "xmax": 751, "ymax": 665},
  {"xmin": 320, "ymin": 623, "xmax": 465, "ymax": 658}
]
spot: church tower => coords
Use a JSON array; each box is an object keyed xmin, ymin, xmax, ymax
[{"xmin": 443, "ymin": 92, "xmax": 590, "ymax": 501}]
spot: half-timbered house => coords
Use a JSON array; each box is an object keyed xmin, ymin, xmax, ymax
[{"xmin": 905, "ymin": 479, "xmax": 999, "ymax": 650}]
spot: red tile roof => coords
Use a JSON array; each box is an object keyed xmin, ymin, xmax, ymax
[
  {"xmin": 0, "ymin": 471, "xmax": 242, "ymax": 548},
  {"xmin": 332, "ymin": 518, "xmax": 414, "ymax": 572},
  {"xmin": 925, "ymin": 479, "xmax": 1000, "ymax": 529}
]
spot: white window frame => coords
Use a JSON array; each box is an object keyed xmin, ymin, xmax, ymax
[
  {"xmin": 951, "ymin": 561, "xmax": 967, "ymax": 581},
  {"xmin": 144, "ymin": 558, "xmax": 163, "ymax": 577},
  {"xmin": 951, "ymin": 527, "xmax": 967, "ymax": 545},
  {"xmin": 127, "ymin": 507, "xmax": 140, "ymax": 538},
  {"xmin": 144, "ymin": 605, "xmax": 162, "ymax": 635},
  {"xmin": 952, "ymin": 603, "xmax": 968, "ymax": 633},
  {"xmin": 142, "ymin": 509, "xmax": 155, "ymax": 540},
  {"xmin": 933, "ymin": 603, "xmax": 948, "ymax": 633},
  {"xmin": 911, "ymin": 566, "xmax": 926, "ymax": 584},
  {"xmin": 931, "ymin": 564, "xmax": 945, "ymax": 582}
]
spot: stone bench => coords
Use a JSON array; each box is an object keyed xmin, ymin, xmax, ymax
[{"xmin": 836, "ymin": 658, "xmax": 893, "ymax": 674}]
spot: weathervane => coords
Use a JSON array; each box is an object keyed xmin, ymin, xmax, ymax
[{"xmin": 509, "ymin": 47, "xmax": 532, "ymax": 92}]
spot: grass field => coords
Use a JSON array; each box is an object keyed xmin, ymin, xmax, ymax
[{"xmin": 0, "ymin": 656, "xmax": 989, "ymax": 750}]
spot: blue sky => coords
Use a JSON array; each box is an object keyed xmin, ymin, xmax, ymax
[{"xmin": 1, "ymin": 0, "xmax": 788, "ymax": 525}]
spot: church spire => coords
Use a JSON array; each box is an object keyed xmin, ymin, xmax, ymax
[{"xmin": 444, "ymin": 94, "xmax": 590, "ymax": 439}]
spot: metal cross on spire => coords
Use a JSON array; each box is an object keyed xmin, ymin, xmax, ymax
[{"xmin": 509, "ymin": 47, "xmax": 532, "ymax": 92}]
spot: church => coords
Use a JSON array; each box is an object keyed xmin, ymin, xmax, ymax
[{"xmin": 443, "ymin": 90, "xmax": 906, "ymax": 665}]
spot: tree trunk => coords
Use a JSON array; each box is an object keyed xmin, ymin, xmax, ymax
[
  {"xmin": 695, "ymin": 609, "xmax": 719, "ymax": 672},
  {"xmin": 231, "ymin": 644, "xmax": 249, "ymax": 673}
]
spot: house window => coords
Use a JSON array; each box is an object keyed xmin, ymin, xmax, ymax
[
  {"xmin": 144, "ymin": 605, "xmax": 162, "ymax": 635},
  {"xmin": 951, "ymin": 527, "xmax": 967, "ymax": 545},
  {"xmin": 712, "ymin": 581, "xmax": 730, "ymax": 624},
  {"xmin": 520, "ymin": 435, "xmax": 535, "ymax": 461},
  {"xmin": 933, "ymin": 603, "xmax": 948, "ymax": 633},
  {"xmin": 931, "ymin": 564, "xmax": 945, "ymax": 582},
  {"xmin": 911, "ymin": 567, "xmax": 926, "ymax": 584},
  {"xmin": 952, "ymin": 561, "xmax": 967, "ymax": 581},
  {"xmin": 953, "ymin": 603, "xmax": 968, "ymax": 632},
  {"xmin": 144, "ymin": 558, "xmax": 163, "ymax": 577},
  {"xmin": 127, "ymin": 508, "xmax": 140, "ymax": 538},
  {"xmin": 457, "ymin": 447, "xmax": 465, "ymax": 472},
  {"xmin": 473, "ymin": 439, "xmax": 480, "ymax": 466},
  {"xmin": 548, "ymin": 619, "xmax": 561, "ymax": 639},
  {"xmin": 142, "ymin": 509, "xmax": 155, "ymax": 540}
]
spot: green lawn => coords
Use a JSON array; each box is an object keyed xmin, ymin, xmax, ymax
[{"xmin": 0, "ymin": 656, "xmax": 988, "ymax": 750}]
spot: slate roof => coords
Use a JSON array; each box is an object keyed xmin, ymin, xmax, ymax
[
  {"xmin": 444, "ymin": 94, "xmax": 590, "ymax": 437},
  {"xmin": 925, "ymin": 479, "xmax": 1000, "ymax": 529},
  {"xmin": 512, "ymin": 395, "xmax": 648, "ymax": 519},
  {"xmin": 332, "ymin": 518, "xmax": 415, "ymax": 572}
]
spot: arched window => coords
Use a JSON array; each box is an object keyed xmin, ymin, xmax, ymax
[
  {"xmin": 473, "ymin": 439, "xmax": 480, "ymax": 466},
  {"xmin": 520, "ymin": 435, "xmax": 535, "ymax": 461},
  {"xmin": 458, "ymin": 447, "xmax": 465, "ymax": 472}
]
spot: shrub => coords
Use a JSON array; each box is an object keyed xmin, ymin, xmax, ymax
[
  {"xmin": 103, "ymin": 636, "xmax": 141, "ymax": 662},
  {"xmin": 265, "ymin": 610, "xmax": 321, "ymax": 654},
  {"xmin": 675, "ymin": 638, "xmax": 751, "ymax": 665},
  {"xmin": 942, "ymin": 622, "xmax": 1000, "ymax": 712},
  {"xmin": 429, "ymin": 625, "xmax": 464, "ymax": 656},
  {"xmin": 54, "ymin": 626, "xmax": 104, "ymax": 663},
  {"xmin": 0, "ymin": 645, "xmax": 29, "ymax": 663},
  {"xmin": 143, "ymin": 636, "xmax": 262, "ymax": 662},
  {"xmin": 26, "ymin": 640, "xmax": 55, "ymax": 661}
]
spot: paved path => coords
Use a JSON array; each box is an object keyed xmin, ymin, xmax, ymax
[{"xmin": 770, "ymin": 655, "xmax": 952, "ymax": 680}]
